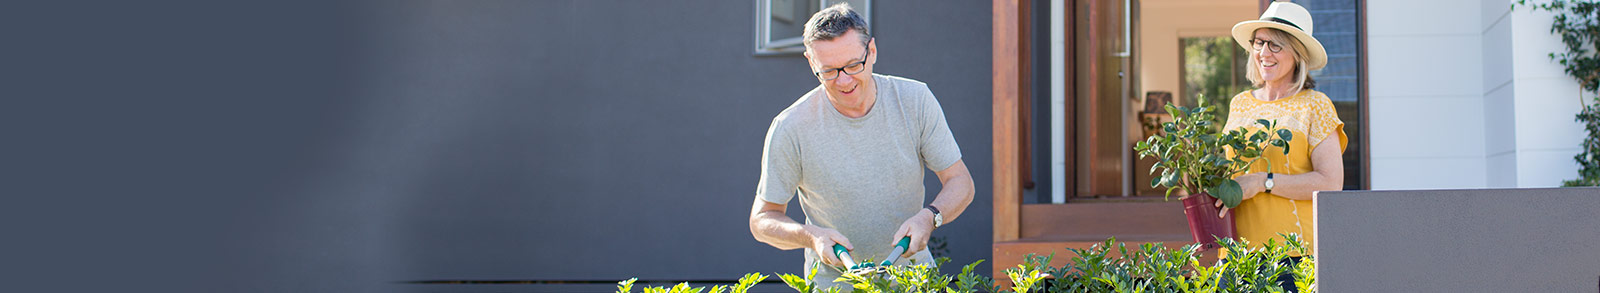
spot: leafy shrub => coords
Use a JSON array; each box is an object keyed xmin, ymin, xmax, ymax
[
  {"xmin": 1009, "ymin": 234, "xmax": 1313, "ymax": 293},
  {"xmin": 615, "ymin": 272, "xmax": 768, "ymax": 293},
  {"xmin": 617, "ymin": 234, "xmax": 1316, "ymax": 293}
]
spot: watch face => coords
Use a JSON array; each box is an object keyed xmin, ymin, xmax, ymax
[{"xmin": 1265, "ymin": 179, "xmax": 1275, "ymax": 189}]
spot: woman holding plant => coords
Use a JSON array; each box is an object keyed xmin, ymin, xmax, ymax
[
  {"xmin": 1134, "ymin": 3, "xmax": 1343, "ymax": 290},
  {"xmin": 1222, "ymin": 2, "xmax": 1347, "ymax": 259}
]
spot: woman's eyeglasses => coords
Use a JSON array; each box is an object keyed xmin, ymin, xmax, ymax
[{"xmin": 1251, "ymin": 38, "xmax": 1284, "ymax": 53}]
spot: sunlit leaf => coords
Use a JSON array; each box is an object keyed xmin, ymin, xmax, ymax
[{"xmin": 1208, "ymin": 179, "xmax": 1244, "ymax": 208}]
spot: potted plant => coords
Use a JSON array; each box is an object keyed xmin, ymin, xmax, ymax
[{"xmin": 1133, "ymin": 94, "xmax": 1291, "ymax": 251}]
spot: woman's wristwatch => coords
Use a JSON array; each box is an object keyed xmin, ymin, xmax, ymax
[{"xmin": 1264, "ymin": 172, "xmax": 1275, "ymax": 194}]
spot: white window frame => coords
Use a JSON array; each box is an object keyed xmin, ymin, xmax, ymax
[{"xmin": 755, "ymin": 0, "xmax": 871, "ymax": 55}]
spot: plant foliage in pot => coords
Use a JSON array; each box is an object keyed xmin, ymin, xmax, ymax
[{"xmin": 1134, "ymin": 94, "xmax": 1292, "ymax": 251}]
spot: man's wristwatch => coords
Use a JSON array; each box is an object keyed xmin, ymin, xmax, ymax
[
  {"xmin": 1264, "ymin": 172, "xmax": 1275, "ymax": 194},
  {"xmin": 926, "ymin": 205, "xmax": 944, "ymax": 228}
]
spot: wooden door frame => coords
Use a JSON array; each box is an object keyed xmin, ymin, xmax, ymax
[{"xmin": 992, "ymin": 0, "xmax": 1024, "ymax": 243}]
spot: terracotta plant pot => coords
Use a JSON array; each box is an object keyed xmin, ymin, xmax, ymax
[{"xmin": 1181, "ymin": 193, "xmax": 1236, "ymax": 251}]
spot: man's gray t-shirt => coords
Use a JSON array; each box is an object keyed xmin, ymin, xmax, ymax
[{"xmin": 757, "ymin": 74, "xmax": 962, "ymax": 289}]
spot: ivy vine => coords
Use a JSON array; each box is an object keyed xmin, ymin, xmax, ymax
[{"xmin": 1519, "ymin": 0, "xmax": 1600, "ymax": 186}]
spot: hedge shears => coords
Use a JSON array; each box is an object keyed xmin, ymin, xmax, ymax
[{"xmin": 831, "ymin": 236, "xmax": 912, "ymax": 277}]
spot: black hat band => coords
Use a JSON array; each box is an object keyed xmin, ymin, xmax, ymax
[{"xmin": 1268, "ymin": 17, "xmax": 1304, "ymax": 32}]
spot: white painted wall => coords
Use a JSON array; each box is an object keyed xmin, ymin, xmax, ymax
[
  {"xmin": 1368, "ymin": 0, "xmax": 1488, "ymax": 189},
  {"xmin": 1483, "ymin": 0, "xmax": 1517, "ymax": 187},
  {"xmin": 1368, "ymin": 0, "xmax": 1584, "ymax": 189}
]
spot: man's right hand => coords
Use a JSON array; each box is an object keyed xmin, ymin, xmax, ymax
[
  {"xmin": 804, "ymin": 225, "xmax": 853, "ymax": 267},
  {"xmin": 750, "ymin": 199, "xmax": 854, "ymax": 267}
]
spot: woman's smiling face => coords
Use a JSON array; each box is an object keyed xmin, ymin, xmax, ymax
[{"xmin": 1253, "ymin": 28, "xmax": 1298, "ymax": 86}]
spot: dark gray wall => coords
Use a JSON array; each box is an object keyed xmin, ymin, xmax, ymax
[
  {"xmin": 1317, "ymin": 188, "xmax": 1600, "ymax": 292},
  {"xmin": 8, "ymin": 1, "xmax": 992, "ymax": 292}
]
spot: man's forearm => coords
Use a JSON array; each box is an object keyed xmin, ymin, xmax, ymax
[
  {"xmin": 929, "ymin": 173, "xmax": 975, "ymax": 225},
  {"xmin": 750, "ymin": 207, "xmax": 813, "ymax": 250}
]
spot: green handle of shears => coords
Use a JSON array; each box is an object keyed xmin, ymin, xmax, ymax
[
  {"xmin": 832, "ymin": 243, "xmax": 857, "ymax": 269},
  {"xmin": 879, "ymin": 236, "xmax": 912, "ymax": 267}
]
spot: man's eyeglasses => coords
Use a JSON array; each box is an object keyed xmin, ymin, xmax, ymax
[
  {"xmin": 1251, "ymin": 38, "xmax": 1284, "ymax": 53},
  {"xmin": 813, "ymin": 50, "xmax": 871, "ymax": 81}
]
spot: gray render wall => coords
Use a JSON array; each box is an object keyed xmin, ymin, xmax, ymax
[
  {"xmin": 9, "ymin": 1, "xmax": 985, "ymax": 291},
  {"xmin": 7, "ymin": 1, "xmax": 995, "ymax": 292},
  {"xmin": 1317, "ymin": 188, "xmax": 1600, "ymax": 292},
  {"xmin": 343, "ymin": 0, "xmax": 997, "ymax": 285}
]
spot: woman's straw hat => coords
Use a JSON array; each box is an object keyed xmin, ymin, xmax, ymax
[{"xmin": 1232, "ymin": 2, "xmax": 1327, "ymax": 70}]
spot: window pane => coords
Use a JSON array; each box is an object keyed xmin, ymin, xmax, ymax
[
  {"xmin": 1181, "ymin": 36, "xmax": 1251, "ymax": 115},
  {"xmin": 1293, "ymin": 0, "xmax": 1364, "ymax": 190},
  {"xmin": 768, "ymin": 0, "xmax": 820, "ymax": 42}
]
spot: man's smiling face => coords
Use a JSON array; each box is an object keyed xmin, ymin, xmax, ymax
[{"xmin": 804, "ymin": 30, "xmax": 876, "ymax": 102}]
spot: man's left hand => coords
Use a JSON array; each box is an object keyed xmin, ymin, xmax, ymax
[{"xmin": 890, "ymin": 208, "xmax": 937, "ymax": 259}]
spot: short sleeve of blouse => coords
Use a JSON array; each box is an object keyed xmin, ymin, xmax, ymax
[{"xmin": 1307, "ymin": 92, "xmax": 1348, "ymax": 153}]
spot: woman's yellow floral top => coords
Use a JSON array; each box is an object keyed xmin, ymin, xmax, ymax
[{"xmin": 1223, "ymin": 89, "xmax": 1347, "ymax": 255}]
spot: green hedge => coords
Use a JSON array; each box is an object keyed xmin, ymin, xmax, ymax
[{"xmin": 618, "ymin": 233, "xmax": 1315, "ymax": 293}]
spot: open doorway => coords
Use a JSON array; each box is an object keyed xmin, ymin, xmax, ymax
[{"xmin": 1033, "ymin": 0, "xmax": 1260, "ymax": 202}]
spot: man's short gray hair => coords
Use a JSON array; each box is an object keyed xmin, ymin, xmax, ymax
[{"xmin": 802, "ymin": 3, "xmax": 871, "ymax": 47}]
